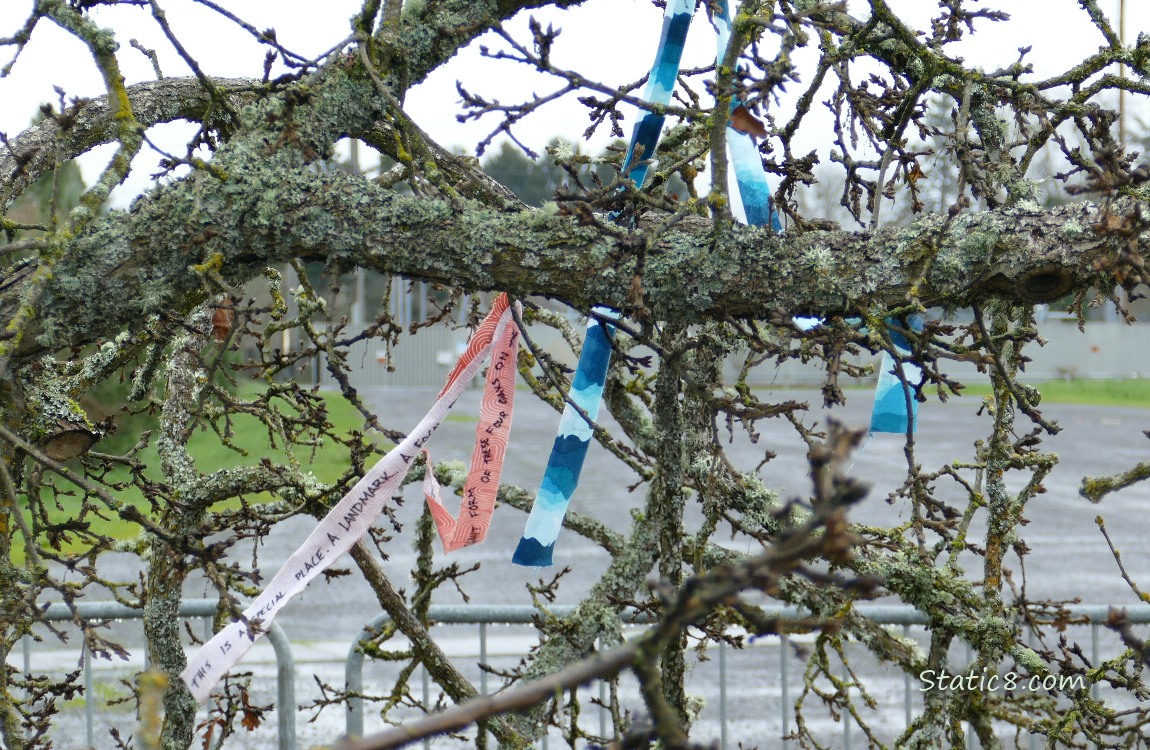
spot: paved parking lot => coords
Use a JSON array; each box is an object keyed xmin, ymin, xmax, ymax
[{"xmin": 22, "ymin": 385, "xmax": 1150, "ymax": 748}]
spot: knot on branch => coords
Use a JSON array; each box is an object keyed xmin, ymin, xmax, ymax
[
  {"xmin": 39, "ymin": 418, "xmax": 102, "ymax": 462},
  {"xmin": 1018, "ymin": 267, "xmax": 1074, "ymax": 303}
]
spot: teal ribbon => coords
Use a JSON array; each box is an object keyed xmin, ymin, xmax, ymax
[
  {"xmin": 869, "ymin": 314, "xmax": 924, "ymax": 433},
  {"xmin": 513, "ymin": 0, "xmax": 699, "ymax": 567},
  {"xmin": 514, "ymin": 0, "xmax": 797, "ymax": 565}
]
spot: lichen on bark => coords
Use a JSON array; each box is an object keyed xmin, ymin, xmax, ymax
[{"xmin": 4, "ymin": 0, "xmax": 1150, "ymax": 747}]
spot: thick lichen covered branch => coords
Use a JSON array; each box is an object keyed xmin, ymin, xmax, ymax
[{"xmin": 7, "ymin": 177, "xmax": 1132, "ymax": 362}]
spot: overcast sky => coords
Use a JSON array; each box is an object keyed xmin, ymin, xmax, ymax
[{"xmin": 0, "ymin": 0, "xmax": 1144, "ymax": 207}]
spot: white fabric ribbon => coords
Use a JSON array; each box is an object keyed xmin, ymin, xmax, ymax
[{"xmin": 181, "ymin": 298, "xmax": 516, "ymax": 703}]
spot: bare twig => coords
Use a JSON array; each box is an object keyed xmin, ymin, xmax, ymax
[{"xmin": 339, "ymin": 423, "xmax": 870, "ymax": 750}]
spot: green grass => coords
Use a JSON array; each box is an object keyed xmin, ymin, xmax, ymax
[
  {"xmin": 22, "ymin": 377, "xmax": 1148, "ymax": 563},
  {"xmin": 64, "ymin": 678, "xmax": 133, "ymax": 712},
  {"xmin": 956, "ymin": 379, "xmax": 1150, "ymax": 409},
  {"xmin": 130, "ymin": 388, "xmax": 392, "ymax": 486},
  {"xmin": 774, "ymin": 378, "xmax": 1150, "ymax": 409},
  {"xmin": 15, "ymin": 386, "xmax": 390, "ymax": 564}
]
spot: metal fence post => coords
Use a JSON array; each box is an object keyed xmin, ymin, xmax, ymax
[
  {"xmin": 719, "ymin": 641, "xmax": 728, "ymax": 750},
  {"xmin": 479, "ymin": 622, "xmax": 489, "ymax": 747},
  {"xmin": 597, "ymin": 637, "xmax": 607, "ymax": 740},
  {"xmin": 841, "ymin": 646, "xmax": 851, "ymax": 750},
  {"xmin": 780, "ymin": 632, "xmax": 789, "ymax": 745},
  {"xmin": 268, "ymin": 624, "xmax": 296, "ymax": 750},
  {"xmin": 1028, "ymin": 625, "xmax": 1038, "ymax": 750},
  {"xmin": 1091, "ymin": 623, "xmax": 1100, "ymax": 700},
  {"xmin": 421, "ymin": 666, "xmax": 431, "ymax": 750},
  {"xmin": 964, "ymin": 642, "xmax": 974, "ymax": 750},
  {"xmin": 346, "ymin": 613, "xmax": 392, "ymax": 738},
  {"xmin": 903, "ymin": 624, "xmax": 912, "ymax": 729},
  {"xmin": 85, "ymin": 645, "xmax": 94, "ymax": 749}
]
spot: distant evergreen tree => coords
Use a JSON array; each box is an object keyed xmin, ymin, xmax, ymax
[
  {"xmin": 7, "ymin": 111, "xmax": 86, "ymax": 231},
  {"xmin": 482, "ymin": 137, "xmax": 690, "ymax": 206},
  {"xmin": 11, "ymin": 160, "xmax": 85, "ymax": 227},
  {"xmin": 481, "ymin": 142, "xmax": 561, "ymax": 207}
]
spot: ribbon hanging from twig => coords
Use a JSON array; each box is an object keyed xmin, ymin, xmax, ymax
[
  {"xmin": 424, "ymin": 297, "xmax": 520, "ymax": 552},
  {"xmin": 511, "ymin": 0, "xmax": 698, "ymax": 567},
  {"xmin": 181, "ymin": 294, "xmax": 515, "ymax": 703},
  {"xmin": 713, "ymin": 1, "xmax": 784, "ymax": 233},
  {"xmin": 512, "ymin": 310, "xmax": 616, "ymax": 566},
  {"xmin": 869, "ymin": 314, "xmax": 924, "ymax": 433},
  {"xmin": 715, "ymin": 2, "xmax": 922, "ymax": 434}
]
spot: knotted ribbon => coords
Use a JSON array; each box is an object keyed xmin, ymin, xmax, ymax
[
  {"xmin": 513, "ymin": 0, "xmax": 698, "ymax": 566},
  {"xmin": 713, "ymin": 1, "xmax": 783, "ymax": 230},
  {"xmin": 182, "ymin": 293, "xmax": 516, "ymax": 702},
  {"xmin": 869, "ymin": 314, "xmax": 924, "ymax": 433},
  {"xmin": 715, "ymin": 2, "xmax": 920, "ymax": 433}
]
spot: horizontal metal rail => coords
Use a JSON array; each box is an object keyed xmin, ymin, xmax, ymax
[
  {"xmin": 25, "ymin": 599, "xmax": 295, "ymax": 750},
  {"xmin": 344, "ymin": 605, "xmax": 655, "ymax": 740},
  {"xmin": 22, "ymin": 601, "xmax": 1150, "ymax": 750},
  {"xmin": 343, "ymin": 604, "xmax": 1150, "ymax": 749}
]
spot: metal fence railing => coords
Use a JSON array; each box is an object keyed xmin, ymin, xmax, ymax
[
  {"xmin": 18, "ymin": 601, "xmax": 1150, "ymax": 750},
  {"xmin": 22, "ymin": 600, "xmax": 294, "ymax": 750},
  {"xmin": 343, "ymin": 605, "xmax": 659, "ymax": 745}
]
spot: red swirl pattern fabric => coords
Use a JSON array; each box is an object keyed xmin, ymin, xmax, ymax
[
  {"xmin": 425, "ymin": 299, "xmax": 519, "ymax": 552},
  {"xmin": 438, "ymin": 293, "xmax": 511, "ymax": 398},
  {"xmin": 181, "ymin": 293, "xmax": 517, "ymax": 702}
]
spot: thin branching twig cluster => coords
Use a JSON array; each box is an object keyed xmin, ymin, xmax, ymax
[{"xmin": 2, "ymin": 1, "xmax": 1150, "ymax": 749}]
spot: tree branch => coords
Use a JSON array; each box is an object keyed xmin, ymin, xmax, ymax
[
  {"xmin": 0, "ymin": 77, "xmax": 263, "ymax": 213},
  {"xmin": 6, "ymin": 172, "xmax": 1132, "ymax": 362},
  {"xmin": 347, "ymin": 541, "xmax": 529, "ymax": 747},
  {"xmin": 1081, "ymin": 460, "xmax": 1150, "ymax": 503},
  {"xmin": 338, "ymin": 479, "xmax": 862, "ymax": 750}
]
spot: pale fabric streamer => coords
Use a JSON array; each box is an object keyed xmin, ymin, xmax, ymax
[{"xmin": 181, "ymin": 298, "xmax": 515, "ymax": 703}]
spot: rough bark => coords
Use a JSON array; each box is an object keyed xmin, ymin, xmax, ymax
[
  {"xmin": 0, "ymin": 24, "xmax": 1137, "ymax": 366},
  {"xmin": 650, "ymin": 332, "xmax": 688, "ymax": 722},
  {"xmin": 145, "ymin": 312, "xmax": 211, "ymax": 750},
  {"xmin": 0, "ymin": 78, "xmax": 263, "ymax": 214},
  {"xmin": 0, "ymin": 75, "xmax": 519, "ymax": 219},
  {"xmin": 3, "ymin": 182, "xmax": 1128, "ymax": 363},
  {"xmin": 347, "ymin": 542, "xmax": 529, "ymax": 747},
  {"xmin": 4, "ymin": 1, "xmax": 1150, "ymax": 746}
]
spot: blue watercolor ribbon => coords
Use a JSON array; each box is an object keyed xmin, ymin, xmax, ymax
[
  {"xmin": 513, "ymin": 0, "xmax": 698, "ymax": 567},
  {"xmin": 713, "ymin": 2, "xmax": 783, "ymax": 232},
  {"xmin": 716, "ymin": 2, "xmax": 921, "ymax": 432},
  {"xmin": 869, "ymin": 314, "xmax": 925, "ymax": 433},
  {"xmin": 512, "ymin": 310, "xmax": 616, "ymax": 566},
  {"xmin": 619, "ymin": 0, "xmax": 697, "ymax": 191}
]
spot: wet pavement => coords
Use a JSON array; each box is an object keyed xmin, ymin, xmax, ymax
[{"xmin": 16, "ymin": 385, "xmax": 1150, "ymax": 748}]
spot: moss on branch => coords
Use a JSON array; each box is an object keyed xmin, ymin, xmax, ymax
[
  {"xmin": 6, "ymin": 169, "xmax": 1125, "ymax": 363},
  {"xmin": 0, "ymin": 12, "xmax": 1132, "ymax": 368}
]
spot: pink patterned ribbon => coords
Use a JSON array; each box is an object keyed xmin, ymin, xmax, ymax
[
  {"xmin": 424, "ymin": 301, "xmax": 518, "ymax": 551},
  {"xmin": 181, "ymin": 294, "xmax": 515, "ymax": 703}
]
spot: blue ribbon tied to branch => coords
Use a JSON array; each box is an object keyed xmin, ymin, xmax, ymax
[{"xmin": 512, "ymin": 0, "xmax": 699, "ymax": 567}]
